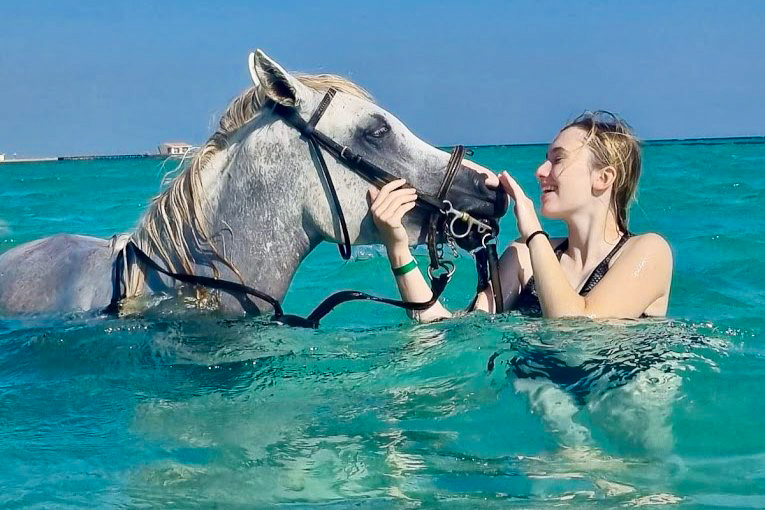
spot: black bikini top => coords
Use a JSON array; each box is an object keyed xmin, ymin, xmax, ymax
[{"xmin": 513, "ymin": 234, "xmax": 632, "ymax": 316}]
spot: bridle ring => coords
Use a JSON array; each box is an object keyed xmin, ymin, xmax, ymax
[{"xmin": 427, "ymin": 260, "xmax": 456, "ymax": 280}]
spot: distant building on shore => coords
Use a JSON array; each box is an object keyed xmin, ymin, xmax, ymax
[
  {"xmin": 158, "ymin": 142, "xmax": 192, "ymax": 156},
  {"xmin": 0, "ymin": 153, "xmax": 5, "ymax": 162}
]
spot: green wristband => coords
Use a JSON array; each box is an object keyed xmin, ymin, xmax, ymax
[{"xmin": 392, "ymin": 259, "xmax": 418, "ymax": 276}]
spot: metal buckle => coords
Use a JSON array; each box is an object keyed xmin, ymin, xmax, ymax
[{"xmin": 442, "ymin": 200, "xmax": 494, "ymax": 239}]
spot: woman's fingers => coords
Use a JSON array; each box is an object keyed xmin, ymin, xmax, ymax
[
  {"xmin": 376, "ymin": 188, "xmax": 417, "ymax": 221},
  {"xmin": 463, "ymin": 159, "xmax": 500, "ymax": 188},
  {"xmin": 498, "ymin": 171, "xmax": 515, "ymax": 195},
  {"xmin": 368, "ymin": 178, "xmax": 418, "ymax": 234},
  {"xmin": 371, "ymin": 179, "xmax": 407, "ymax": 211},
  {"xmin": 499, "ymin": 171, "xmax": 526, "ymax": 201},
  {"xmin": 388, "ymin": 201, "xmax": 417, "ymax": 225},
  {"xmin": 376, "ymin": 200, "xmax": 416, "ymax": 228}
]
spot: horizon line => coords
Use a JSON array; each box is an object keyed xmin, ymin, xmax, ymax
[
  {"xmin": 2, "ymin": 135, "xmax": 764, "ymax": 162},
  {"xmin": 455, "ymin": 134, "xmax": 765, "ymax": 149}
]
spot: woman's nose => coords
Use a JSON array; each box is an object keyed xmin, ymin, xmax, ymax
[{"xmin": 536, "ymin": 160, "xmax": 551, "ymax": 180}]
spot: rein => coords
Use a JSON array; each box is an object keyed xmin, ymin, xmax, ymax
[{"xmin": 105, "ymin": 88, "xmax": 504, "ymax": 326}]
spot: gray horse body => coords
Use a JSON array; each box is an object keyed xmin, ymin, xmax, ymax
[
  {"xmin": 0, "ymin": 234, "xmax": 115, "ymax": 314},
  {"xmin": 0, "ymin": 50, "xmax": 505, "ymax": 317}
]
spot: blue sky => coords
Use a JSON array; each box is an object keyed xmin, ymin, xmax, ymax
[{"xmin": 1, "ymin": 0, "xmax": 763, "ymax": 157}]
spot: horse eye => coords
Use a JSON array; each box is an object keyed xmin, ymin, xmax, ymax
[{"xmin": 365, "ymin": 123, "xmax": 390, "ymax": 139}]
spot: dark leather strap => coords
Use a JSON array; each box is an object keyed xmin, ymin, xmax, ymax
[
  {"xmin": 428, "ymin": 145, "xmax": 466, "ymax": 269},
  {"xmin": 465, "ymin": 243, "xmax": 503, "ymax": 314},
  {"xmin": 304, "ymin": 88, "xmax": 336, "ymax": 136},
  {"xmin": 427, "ymin": 217, "xmax": 441, "ymax": 270},
  {"xmin": 437, "ymin": 145, "xmax": 464, "ymax": 201},
  {"xmin": 307, "ymin": 135, "xmax": 352, "ymax": 259},
  {"xmin": 104, "ymin": 241, "xmax": 454, "ymax": 328},
  {"xmin": 272, "ymin": 92, "xmax": 447, "ymax": 214},
  {"xmin": 487, "ymin": 243, "xmax": 504, "ymax": 313},
  {"xmin": 299, "ymin": 271, "xmax": 452, "ymax": 327},
  {"xmin": 104, "ymin": 241, "xmax": 285, "ymax": 316},
  {"xmin": 466, "ymin": 247, "xmax": 490, "ymax": 313}
]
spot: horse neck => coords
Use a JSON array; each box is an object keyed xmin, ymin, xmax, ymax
[
  {"xmin": 210, "ymin": 133, "xmax": 329, "ymax": 302},
  {"xmin": 159, "ymin": 123, "xmax": 325, "ymax": 305},
  {"xmin": 133, "ymin": 111, "xmax": 370, "ymax": 307}
]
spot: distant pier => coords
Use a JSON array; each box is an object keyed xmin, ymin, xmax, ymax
[
  {"xmin": 59, "ymin": 153, "xmax": 162, "ymax": 161},
  {"xmin": 0, "ymin": 153, "xmax": 166, "ymax": 164},
  {"xmin": 1, "ymin": 141, "xmax": 193, "ymax": 164}
]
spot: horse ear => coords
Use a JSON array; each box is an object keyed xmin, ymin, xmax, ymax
[
  {"xmin": 249, "ymin": 50, "xmax": 305, "ymax": 107},
  {"xmin": 247, "ymin": 52, "xmax": 261, "ymax": 87}
]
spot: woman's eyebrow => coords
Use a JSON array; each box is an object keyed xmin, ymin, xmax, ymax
[{"xmin": 547, "ymin": 147, "xmax": 567, "ymax": 158}]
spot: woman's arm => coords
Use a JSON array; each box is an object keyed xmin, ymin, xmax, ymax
[
  {"xmin": 369, "ymin": 180, "xmax": 451, "ymax": 322},
  {"xmin": 386, "ymin": 241, "xmax": 452, "ymax": 322}
]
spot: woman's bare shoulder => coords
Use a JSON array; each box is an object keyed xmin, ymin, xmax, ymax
[
  {"xmin": 624, "ymin": 233, "xmax": 673, "ymax": 261},
  {"xmin": 612, "ymin": 233, "xmax": 674, "ymax": 280}
]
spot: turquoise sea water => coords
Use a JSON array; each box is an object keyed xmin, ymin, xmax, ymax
[{"xmin": 1, "ymin": 140, "xmax": 764, "ymax": 508}]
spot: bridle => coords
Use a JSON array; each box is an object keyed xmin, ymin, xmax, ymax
[
  {"xmin": 270, "ymin": 88, "xmax": 497, "ymax": 271},
  {"xmin": 105, "ymin": 87, "xmax": 505, "ymax": 326}
]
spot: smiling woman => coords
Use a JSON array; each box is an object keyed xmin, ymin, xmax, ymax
[
  {"xmin": 500, "ymin": 112, "xmax": 673, "ymax": 319},
  {"xmin": 371, "ymin": 111, "xmax": 673, "ymax": 320}
]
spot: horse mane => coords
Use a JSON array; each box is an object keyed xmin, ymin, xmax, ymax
[{"xmin": 129, "ymin": 73, "xmax": 372, "ymax": 297}]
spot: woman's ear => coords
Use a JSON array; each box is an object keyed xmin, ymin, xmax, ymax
[{"xmin": 593, "ymin": 165, "xmax": 617, "ymax": 193}]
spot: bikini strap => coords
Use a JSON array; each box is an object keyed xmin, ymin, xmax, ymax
[{"xmin": 578, "ymin": 233, "xmax": 632, "ymax": 296}]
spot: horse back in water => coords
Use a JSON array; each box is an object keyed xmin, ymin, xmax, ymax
[{"xmin": 0, "ymin": 234, "xmax": 115, "ymax": 314}]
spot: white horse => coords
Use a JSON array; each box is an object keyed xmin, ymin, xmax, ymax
[{"xmin": 0, "ymin": 50, "xmax": 505, "ymax": 316}]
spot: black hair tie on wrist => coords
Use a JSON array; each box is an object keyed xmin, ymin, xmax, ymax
[{"xmin": 525, "ymin": 230, "xmax": 549, "ymax": 247}]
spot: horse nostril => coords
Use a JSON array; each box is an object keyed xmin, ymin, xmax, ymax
[
  {"xmin": 445, "ymin": 168, "xmax": 509, "ymax": 219},
  {"xmin": 471, "ymin": 172, "xmax": 490, "ymax": 195},
  {"xmin": 473, "ymin": 172, "xmax": 499, "ymax": 201}
]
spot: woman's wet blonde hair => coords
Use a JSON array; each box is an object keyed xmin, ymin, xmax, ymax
[{"xmin": 563, "ymin": 111, "xmax": 642, "ymax": 234}]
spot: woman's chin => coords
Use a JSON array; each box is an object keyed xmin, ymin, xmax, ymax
[{"xmin": 540, "ymin": 204, "xmax": 558, "ymax": 219}]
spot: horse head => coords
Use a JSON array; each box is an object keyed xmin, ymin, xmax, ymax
[{"xmin": 247, "ymin": 50, "xmax": 507, "ymax": 249}]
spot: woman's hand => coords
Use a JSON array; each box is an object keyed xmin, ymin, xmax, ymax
[
  {"xmin": 499, "ymin": 171, "xmax": 543, "ymax": 240},
  {"xmin": 368, "ymin": 179, "xmax": 418, "ymax": 248}
]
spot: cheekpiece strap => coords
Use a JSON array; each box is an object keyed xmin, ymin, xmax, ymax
[
  {"xmin": 304, "ymin": 88, "xmax": 337, "ymax": 136},
  {"xmin": 437, "ymin": 145, "xmax": 465, "ymax": 200}
]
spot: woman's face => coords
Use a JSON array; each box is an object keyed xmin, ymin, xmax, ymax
[{"xmin": 536, "ymin": 126, "xmax": 596, "ymax": 219}]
